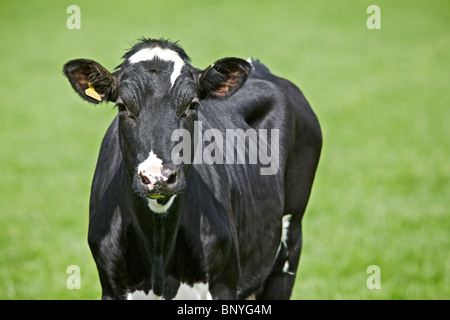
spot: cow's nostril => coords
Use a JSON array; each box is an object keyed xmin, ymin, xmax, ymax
[
  {"xmin": 140, "ymin": 173, "xmax": 151, "ymax": 185},
  {"xmin": 167, "ymin": 172, "xmax": 177, "ymax": 185}
]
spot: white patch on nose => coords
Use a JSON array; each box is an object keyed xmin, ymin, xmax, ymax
[
  {"xmin": 138, "ymin": 151, "xmax": 164, "ymax": 191},
  {"xmin": 138, "ymin": 151, "xmax": 177, "ymax": 214},
  {"xmin": 128, "ymin": 47, "xmax": 185, "ymax": 87}
]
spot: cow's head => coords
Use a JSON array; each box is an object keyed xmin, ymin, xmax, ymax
[{"xmin": 63, "ymin": 39, "xmax": 252, "ymax": 214}]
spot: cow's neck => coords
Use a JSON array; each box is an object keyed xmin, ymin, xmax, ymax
[{"xmin": 131, "ymin": 193, "xmax": 182, "ymax": 296}]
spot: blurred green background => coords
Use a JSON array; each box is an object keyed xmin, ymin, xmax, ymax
[{"xmin": 0, "ymin": 0, "xmax": 448, "ymax": 299}]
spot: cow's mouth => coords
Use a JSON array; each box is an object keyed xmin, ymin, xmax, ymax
[
  {"xmin": 132, "ymin": 165, "xmax": 186, "ymax": 209},
  {"xmin": 149, "ymin": 193, "xmax": 166, "ymax": 199},
  {"xmin": 156, "ymin": 196, "xmax": 171, "ymax": 205},
  {"xmin": 149, "ymin": 193, "xmax": 172, "ymax": 205}
]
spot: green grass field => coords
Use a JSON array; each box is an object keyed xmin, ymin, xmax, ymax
[{"xmin": 0, "ymin": 0, "xmax": 448, "ymax": 299}]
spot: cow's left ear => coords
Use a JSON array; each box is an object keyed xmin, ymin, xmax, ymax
[
  {"xmin": 197, "ymin": 58, "xmax": 252, "ymax": 99},
  {"xmin": 63, "ymin": 59, "xmax": 117, "ymax": 104}
]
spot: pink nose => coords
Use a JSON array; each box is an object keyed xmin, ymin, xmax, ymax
[
  {"xmin": 137, "ymin": 151, "xmax": 178, "ymax": 191},
  {"xmin": 139, "ymin": 171, "xmax": 152, "ymax": 185},
  {"xmin": 139, "ymin": 167, "xmax": 178, "ymax": 188}
]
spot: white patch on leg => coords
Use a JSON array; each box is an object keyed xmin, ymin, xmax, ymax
[
  {"xmin": 276, "ymin": 214, "xmax": 292, "ymax": 256},
  {"xmin": 279, "ymin": 214, "xmax": 295, "ymax": 275},
  {"xmin": 127, "ymin": 290, "xmax": 162, "ymax": 300},
  {"xmin": 127, "ymin": 282, "xmax": 212, "ymax": 300},
  {"xmin": 128, "ymin": 47, "xmax": 185, "ymax": 87},
  {"xmin": 283, "ymin": 260, "xmax": 295, "ymax": 276},
  {"xmin": 173, "ymin": 282, "xmax": 212, "ymax": 300},
  {"xmin": 281, "ymin": 214, "xmax": 291, "ymax": 246}
]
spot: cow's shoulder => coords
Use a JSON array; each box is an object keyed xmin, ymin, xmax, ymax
[
  {"xmin": 88, "ymin": 116, "xmax": 131, "ymax": 242},
  {"xmin": 248, "ymin": 60, "xmax": 322, "ymax": 147}
]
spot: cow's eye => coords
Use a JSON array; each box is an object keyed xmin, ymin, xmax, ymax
[
  {"xmin": 181, "ymin": 98, "xmax": 199, "ymax": 118},
  {"xmin": 189, "ymin": 98, "xmax": 200, "ymax": 110},
  {"xmin": 116, "ymin": 103, "xmax": 126, "ymax": 113}
]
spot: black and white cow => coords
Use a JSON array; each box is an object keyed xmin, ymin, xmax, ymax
[{"xmin": 63, "ymin": 38, "xmax": 321, "ymax": 300}]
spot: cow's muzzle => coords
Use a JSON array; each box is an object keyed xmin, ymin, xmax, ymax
[{"xmin": 138, "ymin": 163, "xmax": 183, "ymax": 200}]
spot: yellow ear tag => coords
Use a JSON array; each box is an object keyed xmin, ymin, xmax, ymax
[{"xmin": 85, "ymin": 82, "xmax": 102, "ymax": 101}]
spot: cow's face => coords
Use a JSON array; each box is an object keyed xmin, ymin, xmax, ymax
[{"xmin": 63, "ymin": 39, "xmax": 251, "ymax": 213}]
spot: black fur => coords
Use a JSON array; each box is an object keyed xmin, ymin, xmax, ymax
[{"xmin": 63, "ymin": 39, "xmax": 322, "ymax": 299}]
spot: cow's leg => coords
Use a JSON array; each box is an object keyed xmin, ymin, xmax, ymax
[
  {"xmin": 96, "ymin": 264, "xmax": 126, "ymax": 300},
  {"xmin": 258, "ymin": 137, "xmax": 321, "ymax": 299},
  {"xmin": 256, "ymin": 214, "xmax": 303, "ymax": 300},
  {"xmin": 88, "ymin": 209, "xmax": 128, "ymax": 300},
  {"xmin": 89, "ymin": 240, "xmax": 128, "ymax": 300},
  {"xmin": 209, "ymin": 281, "xmax": 237, "ymax": 300},
  {"xmin": 206, "ymin": 232, "xmax": 240, "ymax": 300}
]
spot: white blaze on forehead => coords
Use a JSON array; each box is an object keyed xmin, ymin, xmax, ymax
[{"xmin": 128, "ymin": 47, "xmax": 185, "ymax": 87}]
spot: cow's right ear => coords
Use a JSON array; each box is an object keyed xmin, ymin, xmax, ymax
[
  {"xmin": 63, "ymin": 59, "xmax": 117, "ymax": 104},
  {"xmin": 197, "ymin": 58, "xmax": 252, "ymax": 100}
]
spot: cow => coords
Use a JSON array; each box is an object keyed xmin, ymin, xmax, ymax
[{"xmin": 63, "ymin": 38, "xmax": 322, "ymax": 300}]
